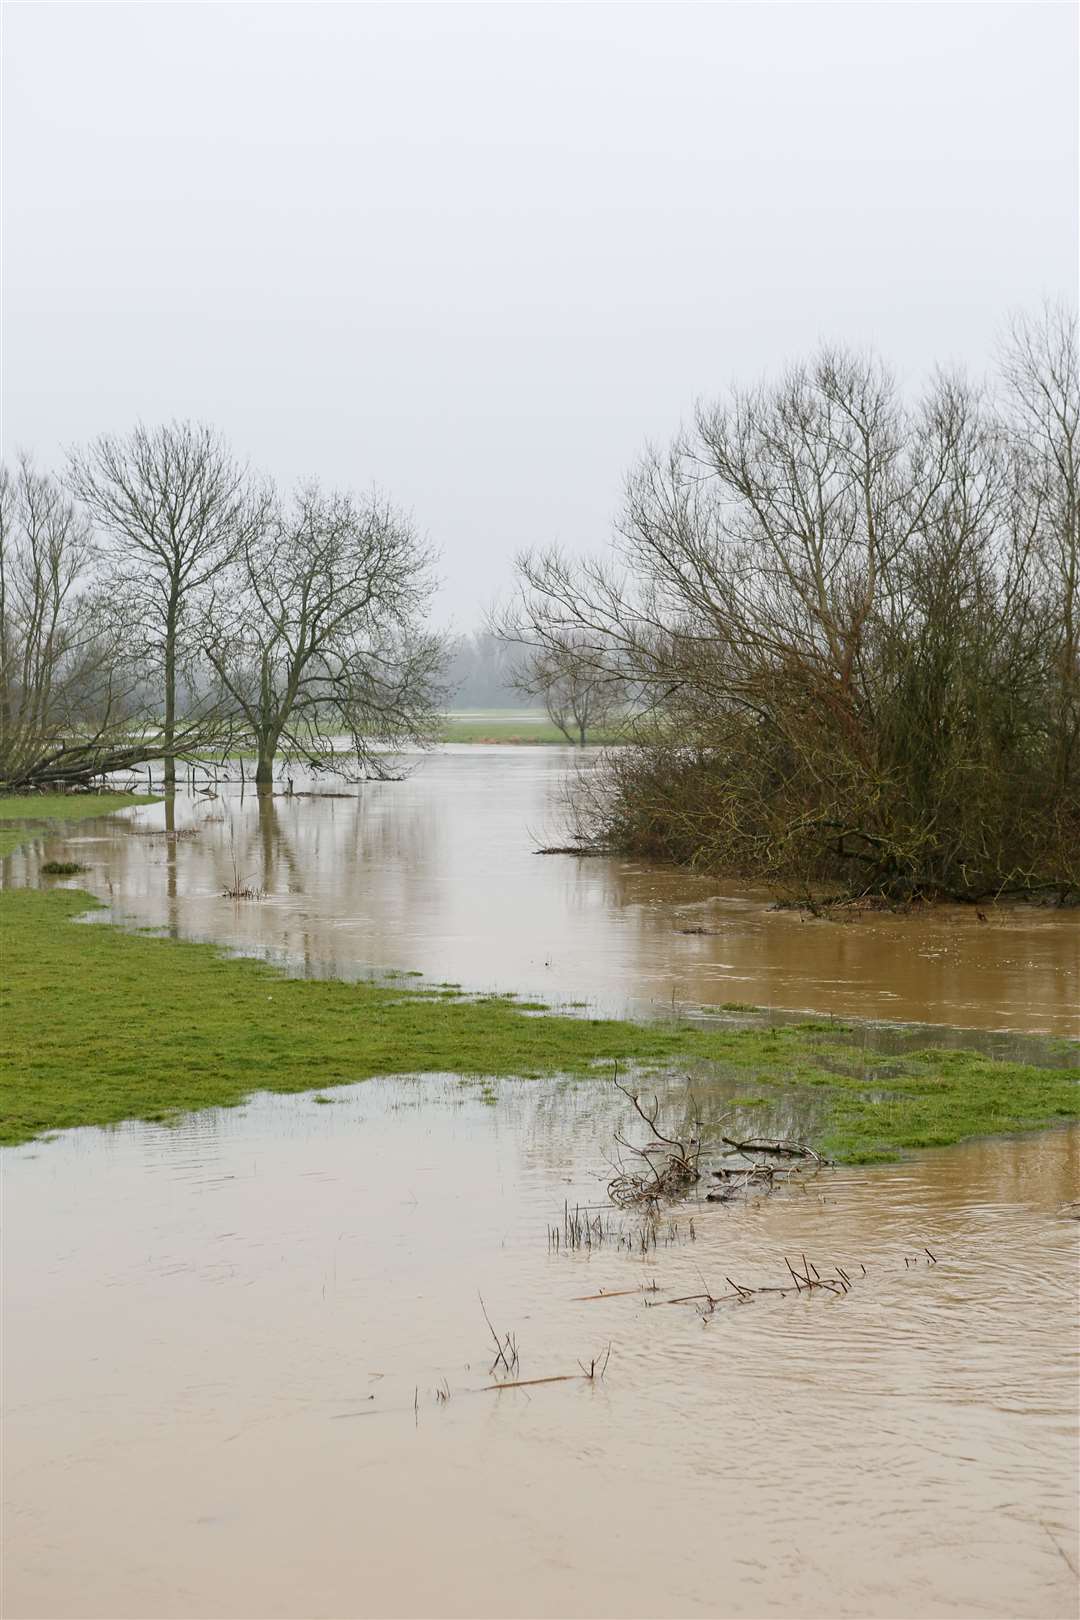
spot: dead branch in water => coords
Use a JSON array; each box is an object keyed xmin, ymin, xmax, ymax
[
  {"xmin": 607, "ymin": 1065, "xmax": 712, "ymax": 1206},
  {"xmin": 534, "ymin": 844, "xmax": 615, "ymax": 857},
  {"xmin": 571, "ymin": 1282, "xmax": 659, "ymax": 1302},
  {"xmin": 483, "ymin": 1373, "xmax": 579, "ymax": 1391},
  {"xmin": 222, "ymin": 881, "xmax": 265, "ymax": 900},
  {"xmin": 720, "ymin": 1136, "xmax": 824, "ymax": 1164},
  {"xmin": 654, "ymin": 1253, "xmax": 859, "ymax": 1311},
  {"xmin": 708, "ymin": 1163, "xmax": 784, "ymax": 1201},
  {"xmin": 483, "ymin": 1343, "xmax": 611, "ymax": 1392}
]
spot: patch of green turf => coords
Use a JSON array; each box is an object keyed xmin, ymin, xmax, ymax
[
  {"xmin": 0, "ymin": 793, "xmax": 158, "ymax": 858},
  {"xmin": 437, "ymin": 710, "xmax": 627, "ymax": 746},
  {"xmin": 1, "ymin": 886, "xmax": 1076, "ymax": 1155}
]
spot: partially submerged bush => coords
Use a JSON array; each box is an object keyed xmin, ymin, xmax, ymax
[
  {"xmin": 40, "ymin": 860, "xmax": 88, "ymax": 876},
  {"xmin": 505, "ymin": 309, "xmax": 1079, "ymax": 902}
]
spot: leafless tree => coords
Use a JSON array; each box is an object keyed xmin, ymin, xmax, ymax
[
  {"xmin": 513, "ymin": 633, "xmax": 625, "ymax": 744},
  {"xmin": 501, "ymin": 323, "xmax": 1080, "ymax": 901},
  {"xmin": 68, "ymin": 422, "xmax": 265, "ymax": 790},
  {"xmin": 0, "ymin": 457, "xmax": 219, "ymax": 789},
  {"xmin": 999, "ymin": 303, "xmax": 1079, "ymax": 799},
  {"xmin": 203, "ymin": 483, "xmax": 445, "ymax": 788}
]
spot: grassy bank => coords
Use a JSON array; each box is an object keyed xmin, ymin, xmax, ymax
[
  {"xmin": 2, "ymin": 789, "xmax": 1075, "ymax": 1160},
  {"xmin": 2, "ymin": 884, "xmax": 1076, "ymax": 1155},
  {"xmin": 0, "ymin": 792, "xmax": 158, "ymax": 858}
]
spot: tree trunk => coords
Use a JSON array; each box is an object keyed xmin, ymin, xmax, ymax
[
  {"xmin": 163, "ymin": 593, "xmax": 178, "ymax": 791},
  {"xmin": 254, "ymin": 753, "xmax": 274, "ymax": 792}
]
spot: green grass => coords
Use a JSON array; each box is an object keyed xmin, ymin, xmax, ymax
[
  {"xmin": 0, "ymin": 793, "xmax": 158, "ymax": 857},
  {"xmin": 437, "ymin": 710, "xmax": 627, "ymax": 746},
  {"xmin": 1, "ymin": 885, "xmax": 1076, "ymax": 1154},
  {"xmin": 223, "ymin": 712, "xmax": 628, "ymax": 751},
  {"xmin": 1, "ymin": 789, "xmax": 1075, "ymax": 1160}
]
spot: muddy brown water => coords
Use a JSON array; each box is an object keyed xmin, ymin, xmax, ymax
[
  {"xmin": 4, "ymin": 747, "xmax": 1079, "ymax": 1618},
  {"xmin": 6, "ymin": 746, "xmax": 1079, "ymax": 1036}
]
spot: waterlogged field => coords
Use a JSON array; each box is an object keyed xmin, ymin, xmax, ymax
[
  {"xmin": 0, "ymin": 790, "xmax": 157, "ymax": 856},
  {"xmin": 3, "ymin": 883, "xmax": 1078, "ymax": 1157},
  {"xmin": 1, "ymin": 751, "xmax": 1078, "ymax": 1619}
]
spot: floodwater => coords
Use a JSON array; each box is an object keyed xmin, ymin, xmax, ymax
[
  {"xmin": 3, "ymin": 746, "xmax": 1079, "ymax": 1619},
  {"xmin": 6, "ymin": 746, "xmax": 1079, "ymax": 1035},
  {"xmin": 4, "ymin": 1081, "xmax": 1078, "ymax": 1619}
]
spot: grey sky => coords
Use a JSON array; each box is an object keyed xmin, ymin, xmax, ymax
[{"xmin": 3, "ymin": 2, "xmax": 1076, "ymax": 625}]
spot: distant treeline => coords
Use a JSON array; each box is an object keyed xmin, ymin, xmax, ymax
[{"xmin": 442, "ymin": 632, "xmax": 528, "ymax": 709}]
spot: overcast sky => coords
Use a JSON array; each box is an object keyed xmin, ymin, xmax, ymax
[{"xmin": 3, "ymin": 3, "xmax": 1076, "ymax": 625}]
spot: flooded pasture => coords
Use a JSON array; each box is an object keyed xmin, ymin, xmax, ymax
[
  {"xmin": 6, "ymin": 746, "xmax": 1079, "ymax": 1036},
  {"xmin": 5, "ymin": 1081, "xmax": 1078, "ymax": 1619},
  {"xmin": 3, "ymin": 747, "xmax": 1079, "ymax": 1618}
]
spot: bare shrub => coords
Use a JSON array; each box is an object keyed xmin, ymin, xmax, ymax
[{"xmin": 501, "ymin": 310, "xmax": 1079, "ymax": 901}]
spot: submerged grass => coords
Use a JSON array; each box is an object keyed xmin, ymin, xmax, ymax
[
  {"xmin": 1, "ymin": 789, "xmax": 1076, "ymax": 1156},
  {"xmin": 0, "ymin": 792, "xmax": 158, "ymax": 858},
  {"xmin": 1, "ymin": 885, "xmax": 1077, "ymax": 1153}
]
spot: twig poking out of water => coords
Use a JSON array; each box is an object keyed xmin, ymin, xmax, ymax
[
  {"xmin": 1042, "ymin": 1524, "xmax": 1080, "ymax": 1578},
  {"xmin": 483, "ymin": 1344, "xmax": 612, "ymax": 1392},
  {"xmin": 607, "ymin": 1065, "xmax": 708, "ymax": 1207},
  {"xmin": 628, "ymin": 1248, "xmax": 940, "ymax": 1318},
  {"xmin": 478, "ymin": 1293, "xmax": 519, "ymax": 1378},
  {"xmin": 577, "ymin": 1343, "xmax": 612, "ymax": 1380},
  {"xmin": 551, "ymin": 1202, "xmax": 618, "ymax": 1251},
  {"xmin": 222, "ymin": 881, "xmax": 265, "ymax": 900}
]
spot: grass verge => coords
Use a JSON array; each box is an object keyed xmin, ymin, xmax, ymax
[{"xmin": 1, "ymin": 886, "xmax": 1076, "ymax": 1154}]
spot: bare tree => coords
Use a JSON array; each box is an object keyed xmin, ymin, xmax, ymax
[
  {"xmin": 68, "ymin": 422, "xmax": 264, "ymax": 790},
  {"xmin": 0, "ymin": 457, "xmax": 219, "ymax": 789},
  {"xmin": 513, "ymin": 634, "xmax": 625, "ymax": 744},
  {"xmin": 203, "ymin": 484, "xmax": 445, "ymax": 788},
  {"xmin": 501, "ymin": 327, "xmax": 1080, "ymax": 901},
  {"xmin": 999, "ymin": 303, "xmax": 1079, "ymax": 799}
]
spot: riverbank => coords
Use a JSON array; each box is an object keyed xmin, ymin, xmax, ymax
[{"xmin": 2, "ymin": 875, "xmax": 1076, "ymax": 1154}]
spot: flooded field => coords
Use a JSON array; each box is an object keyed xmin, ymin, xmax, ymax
[
  {"xmin": 3, "ymin": 747, "xmax": 1079, "ymax": 1618},
  {"xmin": 5, "ymin": 1079, "xmax": 1078, "ymax": 1619},
  {"xmin": 5, "ymin": 746, "xmax": 1079, "ymax": 1036}
]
